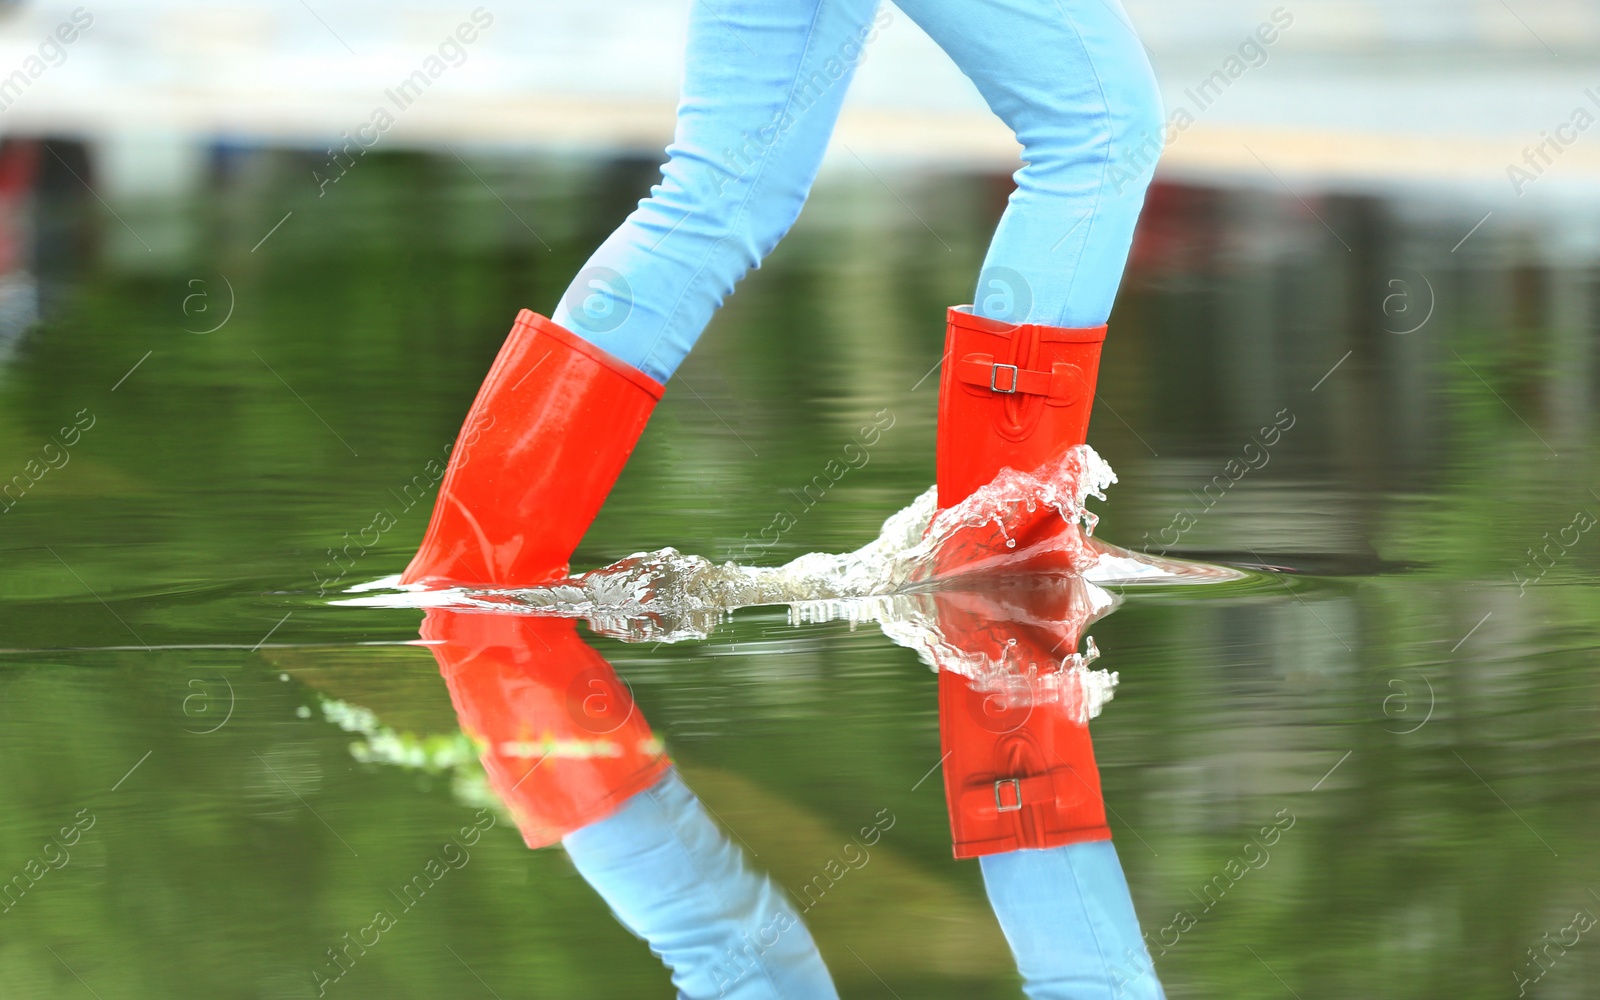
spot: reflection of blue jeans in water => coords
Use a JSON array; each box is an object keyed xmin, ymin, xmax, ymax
[
  {"xmin": 555, "ymin": 1, "xmax": 1164, "ymax": 990},
  {"xmin": 982, "ymin": 841, "xmax": 1166, "ymax": 1000},
  {"xmin": 562, "ymin": 770, "xmax": 840, "ymax": 1000},
  {"xmin": 565, "ymin": 771, "xmax": 1163, "ymax": 999},
  {"xmin": 552, "ymin": 0, "xmax": 1162, "ymax": 383}
]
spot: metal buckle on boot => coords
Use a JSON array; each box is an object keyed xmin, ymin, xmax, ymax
[
  {"xmin": 994, "ymin": 778, "xmax": 1023, "ymax": 812},
  {"xmin": 990, "ymin": 363, "xmax": 1019, "ymax": 394}
]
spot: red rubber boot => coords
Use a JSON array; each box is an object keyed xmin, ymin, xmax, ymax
[
  {"xmin": 932, "ymin": 306, "xmax": 1106, "ymax": 577},
  {"xmin": 930, "ymin": 304, "xmax": 1113, "ymax": 857},
  {"xmin": 422, "ymin": 607, "xmax": 670, "ymax": 848},
  {"xmin": 401, "ymin": 310, "xmax": 664, "ymax": 588},
  {"xmin": 934, "ymin": 576, "xmax": 1113, "ymax": 858}
]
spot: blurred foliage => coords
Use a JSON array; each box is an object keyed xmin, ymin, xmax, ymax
[{"xmin": 0, "ymin": 144, "xmax": 1597, "ymax": 997}]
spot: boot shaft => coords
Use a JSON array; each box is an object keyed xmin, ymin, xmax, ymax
[
  {"xmin": 423, "ymin": 608, "xmax": 670, "ymax": 849},
  {"xmin": 402, "ymin": 310, "xmax": 663, "ymax": 589},
  {"xmin": 932, "ymin": 306, "xmax": 1113, "ymax": 858},
  {"xmin": 935, "ymin": 306, "xmax": 1105, "ymax": 509}
]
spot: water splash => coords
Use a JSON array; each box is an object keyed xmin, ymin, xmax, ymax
[
  {"xmin": 339, "ymin": 445, "xmax": 1235, "ymax": 643},
  {"xmin": 337, "ymin": 446, "xmax": 1242, "ymax": 719},
  {"xmin": 925, "ymin": 444, "xmax": 1117, "ymax": 556},
  {"xmin": 792, "ymin": 579, "xmax": 1122, "ymax": 721}
]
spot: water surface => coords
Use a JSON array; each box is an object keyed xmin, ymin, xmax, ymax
[{"xmin": 1, "ymin": 144, "xmax": 1597, "ymax": 998}]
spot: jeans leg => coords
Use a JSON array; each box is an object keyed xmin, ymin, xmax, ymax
[
  {"xmin": 979, "ymin": 840, "xmax": 1165, "ymax": 1000},
  {"xmin": 561, "ymin": 769, "xmax": 839, "ymax": 1000},
  {"xmin": 893, "ymin": 0, "xmax": 1164, "ymax": 328},
  {"xmin": 551, "ymin": 0, "xmax": 885, "ymax": 383}
]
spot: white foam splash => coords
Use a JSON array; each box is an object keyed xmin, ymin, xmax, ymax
[
  {"xmin": 790, "ymin": 580, "xmax": 1122, "ymax": 721},
  {"xmin": 333, "ymin": 445, "xmax": 1247, "ymax": 719},
  {"xmin": 337, "ymin": 444, "xmax": 1236, "ymax": 643},
  {"xmin": 924, "ymin": 444, "xmax": 1117, "ymax": 555}
]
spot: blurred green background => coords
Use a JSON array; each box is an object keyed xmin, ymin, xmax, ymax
[{"xmin": 0, "ymin": 144, "xmax": 1597, "ymax": 998}]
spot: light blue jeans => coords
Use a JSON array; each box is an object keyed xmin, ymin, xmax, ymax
[
  {"xmin": 981, "ymin": 841, "xmax": 1167, "ymax": 999},
  {"xmin": 563, "ymin": 769, "xmax": 839, "ymax": 999},
  {"xmin": 551, "ymin": 0, "xmax": 1163, "ymax": 383},
  {"xmin": 564, "ymin": 770, "xmax": 1164, "ymax": 999},
  {"xmin": 557, "ymin": 1, "xmax": 1164, "ymax": 993}
]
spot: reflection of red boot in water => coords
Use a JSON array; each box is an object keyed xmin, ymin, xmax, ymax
[
  {"xmin": 931, "ymin": 577, "xmax": 1114, "ymax": 857},
  {"xmin": 421, "ymin": 608, "xmax": 840, "ymax": 998},
  {"xmin": 930, "ymin": 303, "xmax": 1115, "ymax": 855},
  {"xmin": 931, "ymin": 306, "xmax": 1106, "ymax": 579},
  {"xmin": 401, "ymin": 310, "xmax": 662, "ymax": 589},
  {"xmin": 421, "ymin": 608, "xmax": 669, "ymax": 846}
]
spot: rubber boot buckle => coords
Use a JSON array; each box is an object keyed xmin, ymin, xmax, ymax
[
  {"xmin": 990, "ymin": 363, "xmax": 1019, "ymax": 394},
  {"xmin": 994, "ymin": 777, "xmax": 1023, "ymax": 812}
]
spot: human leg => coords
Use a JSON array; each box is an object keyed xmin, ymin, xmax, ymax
[
  {"xmin": 914, "ymin": 8, "xmax": 1167, "ymax": 994},
  {"xmin": 979, "ymin": 840, "xmax": 1164, "ymax": 999},
  {"xmin": 551, "ymin": 0, "xmax": 889, "ymax": 383},
  {"xmin": 403, "ymin": 1, "xmax": 886, "ymax": 586},
  {"xmin": 562, "ymin": 769, "xmax": 839, "ymax": 1000},
  {"xmin": 894, "ymin": 0, "xmax": 1163, "ymax": 327}
]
